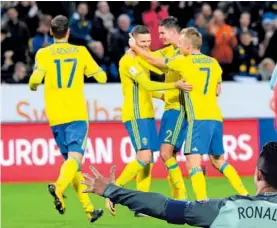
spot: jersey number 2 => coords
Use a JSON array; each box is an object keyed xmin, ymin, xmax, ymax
[
  {"xmin": 200, "ymin": 67, "xmax": 210, "ymax": 94},
  {"xmin": 54, "ymin": 58, "xmax": 77, "ymax": 88}
]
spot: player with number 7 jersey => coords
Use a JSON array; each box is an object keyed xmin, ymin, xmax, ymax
[{"xmin": 28, "ymin": 15, "xmax": 106, "ymax": 223}]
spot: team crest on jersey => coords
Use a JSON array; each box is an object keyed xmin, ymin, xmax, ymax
[
  {"xmin": 142, "ymin": 137, "xmax": 148, "ymax": 145},
  {"xmin": 129, "ymin": 66, "xmax": 137, "ymax": 76}
]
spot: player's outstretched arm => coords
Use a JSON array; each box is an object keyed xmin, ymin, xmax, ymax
[
  {"xmin": 81, "ymin": 165, "xmax": 224, "ymax": 226},
  {"xmin": 83, "ymin": 47, "xmax": 107, "ymax": 83},
  {"xmin": 129, "ymin": 34, "xmax": 166, "ymax": 68},
  {"xmin": 129, "ymin": 63, "xmax": 188, "ymax": 91},
  {"xmin": 29, "ymin": 50, "xmax": 46, "ymax": 91}
]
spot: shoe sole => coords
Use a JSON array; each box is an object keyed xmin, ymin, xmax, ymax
[
  {"xmin": 48, "ymin": 184, "xmax": 65, "ymax": 215},
  {"xmin": 90, "ymin": 210, "xmax": 104, "ymax": 223}
]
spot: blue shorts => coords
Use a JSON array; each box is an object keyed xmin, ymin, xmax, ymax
[
  {"xmin": 183, "ymin": 120, "xmax": 224, "ymax": 156},
  {"xmin": 124, "ymin": 118, "xmax": 159, "ymax": 152},
  {"xmin": 159, "ymin": 110, "xmax": 187, "ymax": 152},
  {"xmin": 51, "ymin": 121, "xmax": 88, "ymax": 159}
]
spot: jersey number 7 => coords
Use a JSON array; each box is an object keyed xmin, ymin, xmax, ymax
[
  {"xmin": 200, "ymin": 67, "xmax": 210, "ymax": 95},
  {"xmin": 54, "ymin": 58, "xmax": 77, "ymax": 88}
]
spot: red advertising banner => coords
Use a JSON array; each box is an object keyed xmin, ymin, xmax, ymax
[{"xmin": 1, "ymin": 120, "xmax": 259, "ymax": 183}]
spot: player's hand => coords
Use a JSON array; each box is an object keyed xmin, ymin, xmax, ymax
[
  {"xmin": 81, "ymin": 165, "xmax": 116, "ymax": 196},
  {"xmin": 174, "ymin": 80, "xmax": 192, "ymax": 92},
  {"xmin": 128, "ymin": 33, "xmax": 136, "ymax": 48}
]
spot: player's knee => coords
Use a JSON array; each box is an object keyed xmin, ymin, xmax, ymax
[
  {"xmin": 160, "ymin": 145, "xmax": 174, "ymax": 162},
  {"xmin": 68, "ymin": 152, "xmax": 83, "ymax": 164},
  {"xmin": 210, "ymin": 155, "xmax": 224, "ymax": 170},
  {"xmin": 137, "ymin": 150, "xmax": 152, "ymax": 165}
]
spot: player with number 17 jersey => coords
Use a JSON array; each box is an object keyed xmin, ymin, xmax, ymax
[{"xmin": 30, "ymin": 43, "xmax": 106, "ymax": 126}]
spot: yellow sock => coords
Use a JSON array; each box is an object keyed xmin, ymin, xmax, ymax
[
  {"xmin": 220, "ymin": 162, "xmax": 248, "ymax": 195},
  {"xmin": 165, "ymin": 157, "xmax": 187, "ymax": 200},
  {"xmin": 136, "ymin": 163, "xmax": 153, "ymax": 192},
  {"xmin": 167, "ymin": 175, "xmax": 178, "ymax": 199},
  {"xmin": 72, "ymin": 172, "xmax": 95, "ymax": 213},
  {"xmin": 189, "ymin": 167, "xmax": 207, "ymax": 200},
  {"xmin": 115, "ymin": 159, "xmax": 145, "ymax": 187},
  {"xmin": 56, "ymin": 157, "xmax": 79, "ymax": 193}
]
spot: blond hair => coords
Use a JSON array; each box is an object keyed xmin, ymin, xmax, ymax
[{"xmin": 180, "ymin": 27, "xmax": 202, "ymax": 50}]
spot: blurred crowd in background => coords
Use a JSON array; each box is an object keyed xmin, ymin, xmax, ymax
[{"xmin": 1, "ymin": 1, "xmax": 277, "ymax": 84}]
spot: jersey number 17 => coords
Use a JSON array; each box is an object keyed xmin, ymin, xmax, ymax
[
  {"xmin": 54, "ymin": 58, "xmax": 77, "ymax": 88},
  {"xmin": 200, "ymin": 67, "xmax": 210, "ymax": 95}
]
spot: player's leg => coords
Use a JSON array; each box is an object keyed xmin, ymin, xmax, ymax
[
  {"xmin": 106, "ymin": 119, "xmax": 153, "ymax": 215},
  {"xmin": 209, "ymin": 121, "xmax": 248, "ymax": 196},
  {"xmin": 50, "ymin": 121, "xmax": 103, "ymax": 221},
  {"xmin": 159, "ymin": 110, "xmax": 187, "ymax": 200},
  {"xmin": 184, "ymin": 120, "xmax": 208, "ymax": 200},
  {"xmin": 115, "ymin": 119, "xmax": 152, "ymax": 187},
  {"xmin": 135, "ymin": 118, "xmax": 157, "ymax": 194}
]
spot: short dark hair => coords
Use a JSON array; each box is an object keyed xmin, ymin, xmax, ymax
[
  {"xmin": 131, "ymin": 25, "xmax": 149, "ymax": 36},
  {"xmin": 258, "ymin": 142, "xmax": 277, "ymax": 188},
  {"xmin": 51, "ymin": 15, "xmax": 69, "ymax": 39},
  {"xmin": 159, "ymin": 16, "xmax": 181, "ymax": 32}
]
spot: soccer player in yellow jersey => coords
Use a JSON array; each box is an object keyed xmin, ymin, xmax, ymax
[
  {"xmin": 105, "ymin": 25, "xmax": 190, "ymax": 216},
  {"xmin": 129, "ymin": 27, "xmax": 249, "ymax": 201},
  {"xmin": 28, "ymin": 15, "xmax": 106, "ymax": 222},
  {"xmin": 152, "ymin": 17, "xmax": 188, "ymax": 200}
]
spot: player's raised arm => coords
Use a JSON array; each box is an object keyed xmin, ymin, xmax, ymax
[
  {"xmin": 28, "ymin": 50, "xmax": 46, "ymax": 91},
  {"xmin": 83, "ymin": 47, "xmax": 107, "ymax": 83},
  {"xmin": 129, "ymin": 34, "xmax": 166, "ymax": 68}
]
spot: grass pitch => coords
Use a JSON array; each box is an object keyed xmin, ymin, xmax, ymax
[{"xmin": 2, "ymin": 177, "xmax": 255, "ymax": 228}]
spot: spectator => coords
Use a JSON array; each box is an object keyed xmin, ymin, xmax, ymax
[
  {"xmin": 1, "ymin": 51, "xmax": 14, "ymax": 80},
  {"xmin": 4, "ymin": 62, "xmax": 28, "ymax": 84},
  {"xmin": 31, "ymin": 17, "xmax": 54, "ymax": 56},
  {"xmin": 236, "ymin": 12, "xmax": 258, "ymax": 45},
  {"xmin": 121, "ymin": 1, "xmax": 142, "ymax": 28},
  {"xmin": 201, "ymin": 3, "xmax": 212, "ymax": 26},
  {"xmin": 261, "ymin": 13, "xmax": 277, "ymax": 62},
  {"xmin": 2, "ymin": 7, "xmax": 30, "ymax": 64},
  {"xmin": 109, "ymin": 14, "xmax": 130, "ymax": 67},
  {"xmin": 188, "ymin": 13, "xmax": 214, "ymax": 55},
  {"xmin": 16, "ymin": 1, "xmax": 39, "ymax": 37},
  {"xmin": 88, "ymin": 41, "xmax": 118, "ymax": 81},
  {"xmin": 259, "ymin": 58, "xmax": 276, "ymax": 81},
  {"xmin": 233, "ymin": 32, "xmax": 260, "ymax": 81},
  {"xmin": 142, "ymin": 1, "xmax": 168, "ymax": 50},
  {"xmin": 92, "ymin": 1, "xmax": 115, "ymax": 50},
  {"xmin": 69, "ymin": 2, "xmax": 92, "ymax": 46},
  {"xmin": 208, "ymin": 9, "xmax": 238, "ymax": 80}
]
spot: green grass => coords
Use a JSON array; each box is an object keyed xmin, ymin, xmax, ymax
[{"xmin": 2, "ymin": 177, "xmax": 255, "ymax": 228}]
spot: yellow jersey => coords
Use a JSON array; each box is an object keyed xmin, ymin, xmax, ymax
[
  {"xmin": 119, "ymin": 52, "xmax": 177, "ymax": 122},
  {"xmin": 153, "ymin": 45, "xmax": 185, "ymax": 111},
  {"xmin": 29, "ymin": 42, "xmax": 107, "ymax": 126},
  {"xmin": 166, "ymin": 53, "xmax": 222, "ymax": 121}
]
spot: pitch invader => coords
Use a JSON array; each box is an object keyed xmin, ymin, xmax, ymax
[
  {"xmin": 29, "ymin": 15, "xmax": 106, "ymax": 222},
  {"xmin": 105, "ymin": 25, "xmax": 190, "ymax": 216},
  {"xmin": 129, "ymin": 27, "xmax": 249, "ymax": 200}
]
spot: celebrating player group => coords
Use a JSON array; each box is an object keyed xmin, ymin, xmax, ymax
[{"xmin": 29, "ymin": 14, "xmax": 249, "ymax": 223}]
